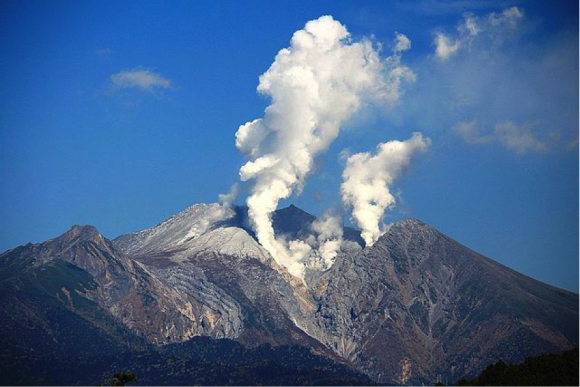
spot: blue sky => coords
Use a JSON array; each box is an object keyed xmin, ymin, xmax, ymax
[{"xmin": 0, "ymin": 0, "xmax": 578, "ymax": 291}]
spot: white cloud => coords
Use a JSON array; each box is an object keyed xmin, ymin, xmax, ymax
[
  {"xmin": 460, "ymin": 14, "xmax": 480, "ymax": 36},
  {"xmin": 401, "ymin": 5, "xmax": 577, "ymax": 156},
  {"xmin": 488, "ymin": 6, "xmax": 524, "ymax": 28},
  {"xmin": 394, "ymin": 32, "xmax": 411, "ymax": 53},
  {"xmin": 110, "ymin": 68, "xmax": 172, "ymax": 92},
  {"xmin": 434, "ymin": 6, "xmax": 523, "ymax": 60},
  {"xmin": 404, "ymin": 0, "xmax": 517, "ymax": 16},
  {"xmin": 434, "ymin": 33, "xmax": 462, "ymax": 60},
  {"xmin": 453, "ymin": 120, "xmax": 493, "ymax": 144},
  {"xmin": 494, "ymin": 121, "xmax": 547, "ymax": 154},
  {"xmin": 235, "ymin": 15, "xmax": 415, "ymax": 279},
  {"xmin": 454, "ymin": 120, "xmax": 548, "ymax": 154},
  {"xmin": 341, "ymin": 133, "xmax": 431, "ymax": 247}
]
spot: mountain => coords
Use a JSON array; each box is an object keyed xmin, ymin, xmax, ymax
[
  {"xmin": 309, "ymin": 218, "xmax": 578, "ymax": 384},
  {"xmin": 1, "ymin": 203, "xmax": 577, "ymax": 385}
]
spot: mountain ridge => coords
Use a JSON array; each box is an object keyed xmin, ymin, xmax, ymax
[{"xmin": 1, "ymin": 203, "xmax": 577, "ymax": 385}]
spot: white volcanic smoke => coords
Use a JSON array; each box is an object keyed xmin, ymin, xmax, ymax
[
  {"xmin": 235, "ymin": 15, "xmax": 414, "ymax": 278},
  {"xmin": 309, "ymin": 211, "xmax": 344, "ymax": 270},
  {"xmin": 341, "ymin": 133, "xmax": 431, "ymax": 247}
]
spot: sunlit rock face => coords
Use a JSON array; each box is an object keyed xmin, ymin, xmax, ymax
[{"xmin": 1, "ymin": 204, "xmax": 577, "ymax": 385}]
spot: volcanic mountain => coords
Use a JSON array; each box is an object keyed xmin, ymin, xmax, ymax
[{"xmin": 1, "ymin": 203, "xmax": 577, "ymax": 385}]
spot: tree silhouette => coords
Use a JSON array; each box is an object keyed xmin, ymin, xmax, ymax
[{"xmin": 104, "ymin": 372, "xmax": 137, "ymax": 386}]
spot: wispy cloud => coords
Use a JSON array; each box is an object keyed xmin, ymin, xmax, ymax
[
  {"xmin": 393, "ymin": 32, "xmax": 411, "ymax": 53},
  {"xmin": 453, "ymin": 120, "xmax": 493, "ymax": 145},
  {"xmin": 393, "ymin": 7, "xmax": 578, "ymax": 155},
  {"xmin": 109, "ymin": 68, "xmax": 173, "ymax": 93},
  {"xmin": 454, "ymin": 120, "xmax": 549, "ymax": 155},
  {"xmin": 494, "ymin": 121, "xmax": 547, "ymax": 154},
  {"xmin": 402, "ymin": 0, "xmax": 520, "ymax": 16},
  {"xmin": 433, "ymin": 6, "xmax": 524, "ymax": 60},
  {"xmin": 95, "ymin": 48, "xmax": 112, "ymax": 58},
  {"xmin": 434, "ymin": 33, "xmax": 461, "ymax": 60}
]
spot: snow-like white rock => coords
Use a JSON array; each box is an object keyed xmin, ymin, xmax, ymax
[
  {"xmin": 114, "ymin": 203, "xmax": 272, "ymax": 264},
  {"xmin": 174, "ymin": 227, "xmax": 271, "ymax": 263},
  {"xmin": 114, "ymin": 203, "xmax": 235, "ymax": 256}
]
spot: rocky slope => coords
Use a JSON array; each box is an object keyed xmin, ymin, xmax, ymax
[
  {"xmin": 1, "ymin": 203, "xmax": 577, "ymax": 385},
  {"xmin": 309, "ymin": 218, "xmax": 578, "ymax": 383},
  {"xmin": 0, "ymin": 222, "xmax": 244, "ymax": 346}
]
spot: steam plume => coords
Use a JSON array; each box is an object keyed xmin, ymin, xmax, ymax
[
  {"xmin": 310, "ymin": 211, "xmax": 344, "ymax": 269},
  {"xmin": 235, "ymin": 16, "xmax": 414, "ymax": 278},
  {"xmin": 341, "ymin": 133, "xmax": 430, "ymax": 247}
]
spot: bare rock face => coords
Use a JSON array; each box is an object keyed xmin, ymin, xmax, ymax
[
  {"xmin": 109, "ymin": 205, "xmax": 577, "ymax": 384},
  {"xmin": 112, "ymin": 204, "xmax": 328, "ymax": 352},
  {"xmin": 309, "ymin": 218, "xmax": 578, "ymax": 383},
  {"xmin": 1, "ymin": 204, "xmax": 577, "ymax": 385},
  {"xmin": 1, "ymin": 223, "xmax": 244, "ymax": 345}
]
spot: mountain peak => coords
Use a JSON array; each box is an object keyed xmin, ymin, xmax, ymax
[
  {"xmin": 272, "ymin": 205, "xmax": 317, "ymax": 238},
  {"xmin": 370, "ymin": 217, "xmax": 433, "ymax": 248},
  {"xmin": 57, "ymin": 224, "xmax": 104, "ymax": 246},
  {"xmin": 276, "ymin": 204, "xmax": 315, "ymax": 218},
  {"xmin": 393, "ymin": 217, "xmax": 427, "ymax": 228},
  {"xmin": 112, "ymin": 203, "xmax": 236, "ymax": 257},
  {"xmin": 384, "ymin": 218, "xmax": 435, "ymax": 235},
  {"xmin": 69, "ymin": 224, "xmax": 99, "ymax": 234},
  {"xmin": 68, "ymin": 224, "xmax": 100, "ymax": 238},
  {"xmin": 3, "ymin": 201, "xmax": 577, "ymax": 386}
]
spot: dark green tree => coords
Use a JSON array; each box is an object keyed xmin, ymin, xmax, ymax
[
  {"xmin": 108, "ymin": 372, "xmax": 137, "ymax": 386},
  {"xmin": 111, "ymin": 372, "xmax": 137, "ymax": 387}
]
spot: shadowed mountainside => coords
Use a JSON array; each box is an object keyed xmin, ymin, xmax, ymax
[{"xmin": 1, "ymin": 204, "xmax": 577, "ymax": 385}]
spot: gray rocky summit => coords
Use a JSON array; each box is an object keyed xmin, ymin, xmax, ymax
[{"xmin": 1, "ymin": 203, "xmax": 577, "ymax": 384}]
